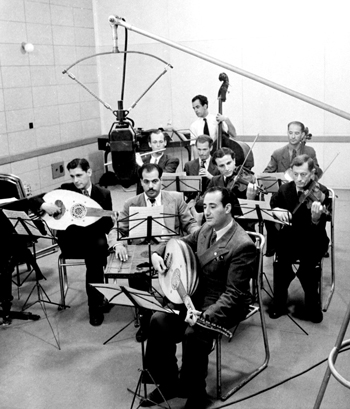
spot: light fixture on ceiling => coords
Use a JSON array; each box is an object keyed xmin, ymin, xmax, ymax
[{"xmin": 21, "ymin": 42, "xmax": 34, "ymax": 53}]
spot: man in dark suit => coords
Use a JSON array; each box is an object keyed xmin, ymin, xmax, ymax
[
  {"xmin": 184, "ymin": 135, "xmax": 220, "ymax": 199},
  {"xmin": 39, "ymin": 158, "xmax": 113, "ymax": 326},
  {"xmin": 136, "ymin": 129, "xmax": 179, "ymax": 194},
  {"xmin": 269, "ymin": 154, "xmax": 330, "ymax": 323},
  {"xmin": 140, "ymin": 187, "xmax": 257, "ymax": 408}
]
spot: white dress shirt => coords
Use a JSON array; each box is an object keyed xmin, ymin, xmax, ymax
[{"xmin": 190, "ymin": 113, "xmax": 228, "ymax": 144}]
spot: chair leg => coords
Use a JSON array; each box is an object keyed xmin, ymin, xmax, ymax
[
  {"xmin": 216, "ymin": 335, "xmax": 222, "ymax": 400},
  {"xmin": 58, "ymin": 258, "xmax": 68, "ymax": 310}
]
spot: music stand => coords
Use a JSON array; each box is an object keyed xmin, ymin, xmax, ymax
[
  {"xmin": 257, "ymin": 173, "xmax": 287, "ymax": 195},
  {"xmin": 161, "ymin": 173, "xmax": 202, "ymax": 194},
  {"xmin": 237, "ymin": 200, "xmax": 308, "ymax": 336},
  {"xmin": 1, "ymin": 209, "xmax": 62, "ymax": 347}
]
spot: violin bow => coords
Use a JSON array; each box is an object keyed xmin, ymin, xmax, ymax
[{"xmin": 233, "ymin": 133, "xmax": 260, "ymax": 183}]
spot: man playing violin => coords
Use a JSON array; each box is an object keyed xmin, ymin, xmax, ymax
[
  {"xmin": 140, "ymin": 187, "xmax": 256, "ymax": 408},
  {"xmin": 269, "ymin": 154, "xmax": 331, "ymax": 323}
]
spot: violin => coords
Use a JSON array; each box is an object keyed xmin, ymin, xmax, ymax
[
  {"xmin": 228, "ymin": 165, "xmax": 266, "ymax": 199},
  {"xmin": 293, "ymin": 180, "xmax": 330, "ymax": 216}
]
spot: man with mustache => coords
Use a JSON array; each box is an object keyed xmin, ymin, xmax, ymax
[{"xmin": 108, "ymin": 163, "xmax": 198, "ymax": 341}]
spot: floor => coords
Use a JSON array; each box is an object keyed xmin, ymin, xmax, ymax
[{"xmin": 1, "ymin": 186, "xmax": 350, "ymax": 409}]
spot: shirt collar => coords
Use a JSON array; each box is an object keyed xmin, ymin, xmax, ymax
[
  {"xmin": 215, "ymin": 219, "xmax": 233, "ymax": 242},
  {"xmin": 144, "ymin": 191, "xmax": 162, "ymax": 207}
]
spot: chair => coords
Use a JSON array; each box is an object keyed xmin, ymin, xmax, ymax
[
  {"xmin": 215, "ymin": 231, "xmax": 270, "ymax": 400},
  {"xmin": 0, "ymin": 173, "xmax": 27, "ymax": 200},
  {"xmin": 272, "ymin": 188, "xmax": 335, "ymax": 312},
  {"xmin": 57, "ymin": 254, "xmax": 85, "ymax": 309}
]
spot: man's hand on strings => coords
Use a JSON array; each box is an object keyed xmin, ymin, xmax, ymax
[
  {"xmin": 185, "ymin": 308, "xmax": 201, "ymax": 326},
  {"xmin": 41, "ymin": 202, "xmax": 61, "ymax": 216},
  {"xmin": 151, "ymin": 253, "xmax": 167, "ymax": 274},
  {"xmin": 114, "ymin": 244, "xmax": 128, "ymax": 262}
]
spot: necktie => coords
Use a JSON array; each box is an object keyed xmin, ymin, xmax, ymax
[
  {"xmin": 210, "ymin": 230, "xmax": 217, "ymax": 246},
  {"xmin": 291, "ymin": 149, "xmax": 297, "ymax": 162},
  {"xmin": 149, "ymin": 198, "xmax": 156, "ymax": 206},
  {"xmin": 201, "ymin": 159, "xmax": 206, "ymax": 169},
  {"xmin": 82, "ymin": 189, "xmax": 89, "ymax": 196},
  {"xmin": 203, "ymin": 118, "xmax": 210, "ymax": 136}
]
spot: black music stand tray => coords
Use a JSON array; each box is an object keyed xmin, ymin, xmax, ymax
[
  {"xmin": 237, "ymin": 200, "xmax": 308, "ymax": 336},
  {"xmin": 2, "ymin": 210, "xmax": 62, "ymax": 347},
  {"xmin": 257, "ymin": 173, "xmax": 287, "ymax": 195},
  {"xmin": 161, "ymin": 173, "xmax": 201, "ymax": 194},
  {"xmin": 102, "ymin": 208, "xmax": 178, "ymax": 345},
  {"xmin": 121, "ymin": 285, "xmax": 176, "ymax": 409}
]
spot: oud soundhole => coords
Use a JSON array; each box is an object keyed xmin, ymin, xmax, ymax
[{"xmin": 70, "ymin": 203, "xmax": 87, "ymax": 219}]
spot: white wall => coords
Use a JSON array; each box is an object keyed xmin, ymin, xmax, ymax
[{"xmin": 92, "ymin": 0, "xmax": 350, "ymax": 188}]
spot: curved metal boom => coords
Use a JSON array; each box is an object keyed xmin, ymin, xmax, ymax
[{"xmin": 109, "ymin": 15, "xmax": 350, "ymax": 122}]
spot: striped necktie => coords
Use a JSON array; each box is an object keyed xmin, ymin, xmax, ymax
[{"xmin": 82, "ymin": 189, "xmax": 89, "ymax": 196}]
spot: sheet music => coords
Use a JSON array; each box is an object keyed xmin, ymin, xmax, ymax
[
  {"xmin": 162, "ymin": 174, "xmax": 201, "ymax": 192},
  {"xmin": 238, "ymin": 199, "xmax": 289, "ymax": 225},
  {"xmin": 2, "ymin": 209, "xmax": 42, "ymax": 236},
  {"xmin": 129, "ymin": 206, "xmax": 175, "ymax": 238}
]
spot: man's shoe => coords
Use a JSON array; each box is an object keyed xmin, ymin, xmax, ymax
[
  {"xmin": 89, "ymin": 311, "xmax": 104, "ymax": 326},
  {"xmin": 309, "ymin": 310, "xmax": 323, "ymax": 323},
  {"xmin": 184, "ymin": 392, "xmax": 213, "ymax": 409},
  {"xmin": 265, "ymin": 249, "xmax": 276, "ymax": 257},
  {"xmin": 269, "ymin": 308, "xmax": 288, "ymax": 319},
  {"xmin": 139, "ymin": 386, "xmax": 177, "ymax": 407},
  {"xmin": 136, "ymin": 327, "xmax": 148, "ymax": 343}
]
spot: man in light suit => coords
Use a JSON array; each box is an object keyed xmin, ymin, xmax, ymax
[
  {"xmin": 139, "ymin": 186, "xmax": 257, "ymax": 408},
  {"xmin": 38, "ymin": 158, "xmax": 113, "ymax": 326},
  {"xmin": 108, "ymin": 163, "xmax": 198, "ymax": 341},
  {"xmin": 135, "ymin": 129, "xmax": 179, "ymax": 194}
]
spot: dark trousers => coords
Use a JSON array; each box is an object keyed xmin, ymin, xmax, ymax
[
  {"xmin": 273, "ymin": 228, "xmax": 327, "ymax": 312},
  {"xmin": 144, "ymin": 310, "xmax": 215, "ymax": 396},
  {"xmin": 58, "ymin": 231, "xmax": 108, "ymax": 310}
]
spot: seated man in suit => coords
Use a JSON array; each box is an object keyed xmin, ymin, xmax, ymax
[
  {"xmin": 38, "ymin": 158, "xmax": 113, "ymax": 326},
  {"xmin": 269, "ymin": 154, "xmax": 330, "ymax": 323},
  {"xmin": 140, "ymin": 187, "xmax": 257, "ymax": 408},
  {"xmin": 108, "ymin": 163, "xmax": 199, "ymax": 340},
  {"xmin": 184, "ymin": 135, "xmax": 220, "ymax": 206},
  {"xmin": 263, "ymin": 121, "xmax": 322, "ymax": 256},
  {"xmin": 136, "ymin": 129, "xmax": 179, "ymax": 194}
]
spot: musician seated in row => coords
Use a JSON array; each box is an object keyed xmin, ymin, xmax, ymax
[
  {"xmin": 269, "ymin": 154, "xmax": 331, "ymax": 323},
  {"xmin": 108, "ymin": 163, "xmax": 199, "ymax": 341},
  {"xmin": 263, "ymin": 121, "xmax": 322, "ymax": 257},
  {"xmin": 263, "ymin": 121, "xmax": 322, "ymax": 177},
  {"xmin": 183, "ymin": 135, "xmax": 220, "ymax": 203},
  {"xmin": 139, "ymin": 187, "xmax": 257, "ymax": 408},
  {"xmin": 36, "ymin": 158, "xmax": 113, "ymax": 327},
  {"xmin": 135, "ymin": 129, "xmax": 179, "ymax": 194}
]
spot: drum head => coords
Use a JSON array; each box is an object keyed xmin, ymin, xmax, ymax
[{"xmin": 159, "ymin": 239, "xmax": 197, "ymax": 304}]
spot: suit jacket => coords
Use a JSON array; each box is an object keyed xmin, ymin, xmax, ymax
[
  {"xmin": 108, "ymin": 190, "xmax": 198, "ymax": 247},
  {"xmin": 184, "ymin": 157, "xmax": 220, "ymax": 193},
  {"xmin": 270, "ymin": 180, "xmax": 330, "ymax": 256},
  {"xmin": 136, "ymin": 153, "xmax": 180, "ymax": 194},
  {"xmin": 156, "ymin": 221, "xmax": 256, "ymax": 328},
  {"xmin": 264, "ymin": 144, "xmax": 322, "ymax": 176},
  {"xmin": 143, "ymin": 153, "xmax": 179, "ymax": 173}
]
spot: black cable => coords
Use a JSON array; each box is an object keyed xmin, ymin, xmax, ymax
[
  {"xmin": 213, "ymin": 346, "xmax": 350, "ymax": 408},
  {"xmin": 120, "ymin": 23, "xmax": 128, "ymax": 102}
]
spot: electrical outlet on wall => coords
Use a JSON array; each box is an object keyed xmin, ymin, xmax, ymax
[{"xmin": 51, "ymin": 162, "xmax": 65, "ymax": 179}]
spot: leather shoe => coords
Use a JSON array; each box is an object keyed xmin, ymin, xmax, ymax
[
  {"xmin": 136, "ymin": 327, "xmax": 148, "ymax": 343},
  {"xmin": 139, "ymin": 386, "xmax": 177, "ymax": 407},
  {"xmin": 89, "ymin": 311, "xmax": 104, "ymax": 326},
  {"xmin": 269, "ymin": 308, "xmax": 288, "ymax": 319},
  {"xmin": 309, "ymin": 310, "xmax": 323, "ymax": 323},
  {"xmin": 184, "ymin": 392, "xmax": 213, "ymax": 409}
]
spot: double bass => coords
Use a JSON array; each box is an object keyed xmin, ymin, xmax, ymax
[{"xmin": 213, "ymin": 73, "xmax": 254, "ymax": 170}]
